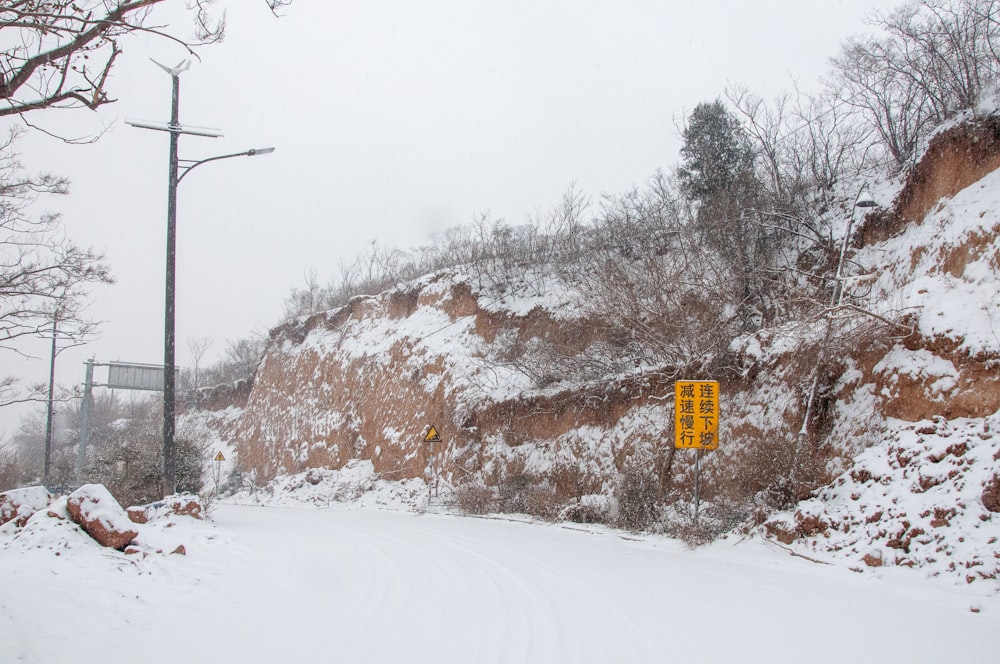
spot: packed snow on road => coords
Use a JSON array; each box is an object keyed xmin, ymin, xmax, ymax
[{"xmin": 2, "ymin": 485, "xmax": 997, "ymax": 664}]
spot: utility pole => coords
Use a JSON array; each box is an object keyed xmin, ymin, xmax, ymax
[
  {"xmin": 43, "ymin": 313, "xmax": 59, "ymax": 484},
  {"xmin": 77, "ymin": 358, "xmax": 95, "ymax": 481},
  {"xmin": 162, "ymin": 61, "xmax": 184, "ymax": 495}
]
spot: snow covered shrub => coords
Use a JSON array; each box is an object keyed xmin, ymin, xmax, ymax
[
  {"xmin": 521, "ymin": 482, "xmax": 561, "ymax": 519},
  {"xmin": 613, "ymin": 461, "xmax": 659, "ymax": 531},
  {"xmin": 453, "ymin": 481, "xmax": 496, "ymax": 515},
  {"xmin": 491, "ymin": 456, "xmax": 540, "ymax": 514},
  {"xmin": 660, "ymin": 503, "xmax": 716, "ymax": 547},
  {"xmin": 557, "ymin": 495, "xmax": 610, "ymax": 524}
]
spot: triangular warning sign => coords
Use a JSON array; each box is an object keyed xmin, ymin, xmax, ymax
[
  {"xmin": 214, "ymin": 451, "xmax": 226, "ymax": 462},
  {"xmin": 424, "ymin": 426, "xmax": 442, "ymax": 443}
]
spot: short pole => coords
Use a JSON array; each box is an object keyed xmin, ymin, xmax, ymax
[
  {"xmin": 76, "ymin": 359, "xmax": 95, "ymax": 480},
  {"xmin": 694, "ymin": 448, "xmax": 701, "ymax": 526}
]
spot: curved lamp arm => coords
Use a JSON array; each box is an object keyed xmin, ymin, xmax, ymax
[{"xmin": 178, "ymin": 147, "xmax": 275, "ymax": 184}]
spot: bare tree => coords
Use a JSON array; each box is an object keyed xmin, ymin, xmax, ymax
[
  {"xmin": 0, "ymin": 127, "xmax": 113, "ymax": 406},
  {"xmin": 186, "ymin": 335, "xmax": 213, "ymax": 389},
  {"xmin": 0, "ymin": 1, "xmax": 293, "ymax": 119},
  {"xmin": 282, "ymin": 267, "xmax": 324, "ymax": 320},
  {"xmin": 829, "ymin": 0, "xmax": 1000, "ymax": 168}
]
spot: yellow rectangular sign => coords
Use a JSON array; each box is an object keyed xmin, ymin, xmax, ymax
[{"xmin": 674, "ymin": 380, "xmax": 720, "ymax": 450}]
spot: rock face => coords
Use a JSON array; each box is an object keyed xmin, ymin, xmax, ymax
[
  {"xmin": 66, "ymin": 484, "xmax": 138, "ymax": 550},
  {"xmin": 0, "ymin": 486, "xmax": 51, "ymax": 528}
]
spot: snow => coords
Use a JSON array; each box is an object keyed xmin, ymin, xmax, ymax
[
  {"xmin": 765, "ymin": 412, "xmax": 1000, "ymax": 585},
  {"xmin": 873, "ymin": 346, "xmax": 960, "ymax": 400},
  {"xmin": 857, "ymin": 166, "xmax": 1000, "ymax": 357},
  {"xmin": 0, "ymin": 486, "xmax": 50, "ymax": 525},
  {"xmin": 2, "ymin": 494, "xmax": 998, "ymax": 663}
]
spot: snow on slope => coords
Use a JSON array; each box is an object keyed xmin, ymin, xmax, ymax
[
  {"xmin": 766, "ymin": 413, "xmax": 999, "ymax": 584},
  {"xmin": 858, "ymin": 165, "xmax": 1000, "ymax": 356},
  {"xmin": 762, "ymin": 136, "xmax": 1000, "ymax": 587}
]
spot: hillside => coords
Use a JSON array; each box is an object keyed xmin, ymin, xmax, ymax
[{"xmin": 198, "ymin": 115, "xmax": 1000, "ymax": 585}]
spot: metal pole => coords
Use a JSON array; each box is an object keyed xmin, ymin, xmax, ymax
[
  {"xmin": 694, "ymin": 448, "xmax": 701, "ymax": 526},
  {"xmin": 163, "ymin": 71, "xmax": 181, "ymax": 496},
  {"xmin": 43, "ymin": 316, "xmax": 58, "ymax": 484},
  {"xmin": 830, "ymin": 208, "xmax": 855, "ymax": 307},
  {"xmin": 77, "ymin": 358, "xmax": 94, "ymax": 480}
]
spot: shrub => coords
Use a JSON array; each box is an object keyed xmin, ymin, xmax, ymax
[
  {"xmin": 558, "ymin": 495, "xmax": 610, "ymax": 524},
  {"xmin": 613, "ymin": 462, "xmax": 659, "ymax": 531},
  {"xmin": 453, "ymin": 481, "xmax": 496, "ymax": 515}
]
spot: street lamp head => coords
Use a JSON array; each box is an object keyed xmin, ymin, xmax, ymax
[
  {"xmin": 247, "ymin": 147, "xmax": 276, "ymax": 156},
  {"xmin": 855, "ymin": 189, "xmax": 878, "ymax": 208}
]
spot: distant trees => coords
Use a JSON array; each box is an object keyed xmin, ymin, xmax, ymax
[{"xmin": 2, "ymin": 391, "xmax": 207, "ymax": 502}]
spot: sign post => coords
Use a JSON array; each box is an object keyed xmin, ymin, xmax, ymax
[
  {"xmin": 212, "ymin": 451, "xmax": 225, "ymax": 494},
  {"xmin": 674, "ymin": 380, "xmax": 720, "ymax": 525},
  {"xmin": 424, "ymin": 425, "xmax": 443, "ymax": 499}
]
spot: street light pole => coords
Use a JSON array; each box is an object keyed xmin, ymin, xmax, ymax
[
  {"xmin": 163, "ymin": 63, "xmax": 182, "ymax": 495},
  {"xmin": 831, "ymin": 187, "xmax": 879, "ymax": 307},
  {"xmin": 128, "ymin": 60, "xmax": 273, "ymax": 497}
]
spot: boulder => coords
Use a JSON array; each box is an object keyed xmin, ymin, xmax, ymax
[
  {"xmin": 128, "ymin": 494, "xmax": 205, "ymax": 524},
  {"xmin": 0, "ymin": 486, "xmax": 51, "ymax": 527},
  {"xmin": 863, "ymin": 549, "xmax": 884, "ymax": 567},
  {"xmin": 163, "ymin": 495, "xmax": 204, "ymax": 520},
  {"xmin": 126, "ymin": 505, "xmax": 149, "ymax": 524},
  {"xmin": 66, "ymin": 484, "xmax": 138, "ymax": 550}
]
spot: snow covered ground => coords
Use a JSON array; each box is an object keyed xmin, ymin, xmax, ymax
[{"xmin": 2, "ymin": 499, "xmax": 998, "ymax": 663}]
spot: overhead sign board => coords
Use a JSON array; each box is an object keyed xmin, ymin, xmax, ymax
[
  {"xmin": 106, "ymin": 362, "xmax": 180, "ymax": 392},
  {"xmin": 674, "ymin": 380, "xmax": 720, "ymax": 450}
]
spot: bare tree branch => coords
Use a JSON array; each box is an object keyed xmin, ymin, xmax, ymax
[{"xmin": 0, "ymin": 1, "xmax": 291, "ymax": 118}]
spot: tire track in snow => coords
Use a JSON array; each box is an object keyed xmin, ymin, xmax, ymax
[
  {"xmin": 346, "ymin": 515, "xmax": 540, "ymax": 663},
  {"xmin": 427, "ymin": 522, "xmax": 670, "ymax": 663},
  {"xmin": 340, "ymin": 523, "xmax": 422, "ymax": 661}
]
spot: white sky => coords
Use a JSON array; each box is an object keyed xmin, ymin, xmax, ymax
[{"xmin": 1, "ymin": 0, "xmax": 901, "ymax": 437}]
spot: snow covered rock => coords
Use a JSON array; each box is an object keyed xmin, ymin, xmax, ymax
[
  {"xmin": 0, "ymin": 486, "xmax": 50, "ymax": 528},
  {"xmin": 126, "ymin": 505, "xmax": 149, "ymax": 524},
  {"xmin": 984, "ymin": 472, "xmax": 1000, "ymax": 512},
  {"xmin": 66, "ymin": 484, "xmax": 138, "ymax": 550},
  {"xmin": 127, "ymin": 494, "xmax": 205, "ymax": 525},
  {"xmin": 164, "ymin": 495, "xmax": 205, "ymax": 520}
]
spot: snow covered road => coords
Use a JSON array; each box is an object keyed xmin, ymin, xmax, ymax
[{"xmin": 3, "ymin": 504, "xmax": 998, "ymax": 663}]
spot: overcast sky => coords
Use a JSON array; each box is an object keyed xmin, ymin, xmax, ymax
[{"xmin": 2, "ymin": 0, "xmax": 902, "ymax": 437}]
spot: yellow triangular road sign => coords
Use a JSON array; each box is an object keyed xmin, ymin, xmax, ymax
[
  {"xmin": 214, "ymin": 451, "xmax": 226, "ymax": 462},
  {"xmin": 424, "ymin": 426, "xmax": 442, "ymax": 443}
]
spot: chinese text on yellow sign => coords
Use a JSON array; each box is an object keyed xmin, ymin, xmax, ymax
[{"xmin": 674, "ymin": 380, "xmax": 719, "ymax": 449}]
